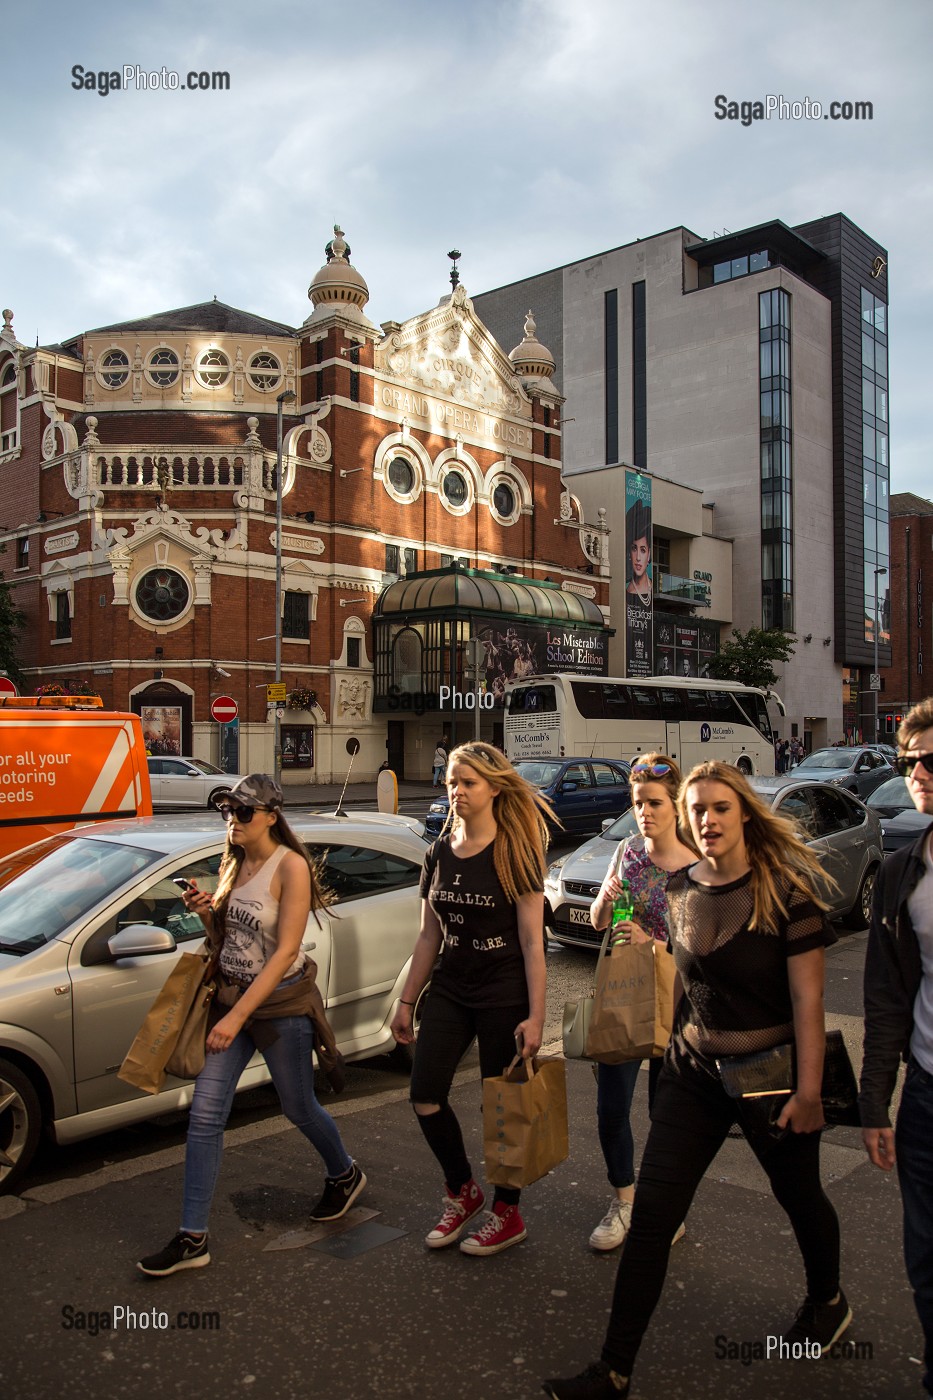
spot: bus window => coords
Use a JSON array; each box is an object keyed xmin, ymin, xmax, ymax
[
  {"xmin": 657, "ymin": 688, "xmax": 685, "ymax": 721},
  {"xmin": 569, "ymin": 681, "xmax": 606, "ymax": 719},
  {"xmin": 603, "ymin": 685, "xmax": 634, "ymax": 721},
  {"xmin": 509, "ymin": 684, "xmax": 557, "ymax": 713},
  {"xmin": 629, "ymin": 687, "xmax": 661, "ymax": 721}
]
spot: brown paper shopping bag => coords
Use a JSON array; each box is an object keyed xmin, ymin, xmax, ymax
[
  {"xmin": 584, "ymin": 939, "xmax": 676, "ymax": 1064},
  {"xmin": 118, "ymin": 950, "xmax": 213, "ymax": 1094},
  {"xmin": 483, "ymin": 1055, "xmax": 569, "ymax": 1190}
]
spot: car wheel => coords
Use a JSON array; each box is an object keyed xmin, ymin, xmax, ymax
[
  {"xmin": 0, "ymin": 1058, "xmax": 43, "ymax": 1196},
  {"xmin": 386, "ymin": 981, "xmax": 430, "ymax": 1073},
  {"xmin": 736, "ymin": 756, "xmax": 753, "ymax": 776},
  {"xmin": 844, "ymin": 864, "xmax": 878, "ymax": 931}
]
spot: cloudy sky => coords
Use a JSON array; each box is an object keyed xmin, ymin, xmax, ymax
[{"xmin": 4, "ymin": 0, "xmax": 930, "ymax": 494}]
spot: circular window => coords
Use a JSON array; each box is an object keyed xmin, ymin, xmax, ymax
[
  {"xmin": 146, "ymin": 348, "xmax": 180, "ymax": 388},
  {"xmin": 388, "ymin": 457, "xmax": 415, "ymax": 495},
  {"xmin": 493, "ymin": 480, "xmax": 516, "ymax": 519},
  {"xmin": 135, "ymin": 568, "xmax": 191, "ymax": 622},
  {"xmin": 98, "ymin": 349, "xmax": 130, "ymax": 389},
  {"xmin": 248, "ymin": 352, "xmax": 282, "ymax": 392},
  {"xmin": 196, "ymin": 348, "xmax": 231, "ymax": 388},
  {"xmin": 1, "ymin": 363, "xmax": 16, "ymax": 387},
  {"xmin": 443, "ymin": 470, "xmax": 468, "ymax": 507}
]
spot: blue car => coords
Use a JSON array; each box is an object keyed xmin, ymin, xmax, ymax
[{"xmin": 424, "ymin": 757, "xmax": 632, "ymax": 840}]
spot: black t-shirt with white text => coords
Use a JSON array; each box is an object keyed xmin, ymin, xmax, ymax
[{"xmin": 420, "ymin": 836, "xmax": 529, "ymax": 1008}]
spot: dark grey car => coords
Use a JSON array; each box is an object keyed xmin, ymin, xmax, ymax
[
  {"xmin": 545, "ymin": 777, "xmax": 883, "ymax": 950},
  {"xmin": 790, "ymin": 746, "xmax": 895, "ymax": 800}
]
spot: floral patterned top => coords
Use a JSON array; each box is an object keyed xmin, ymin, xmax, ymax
[{"xmin": 602, "ymin": 835, "xmax": 688, "ymax": 943}]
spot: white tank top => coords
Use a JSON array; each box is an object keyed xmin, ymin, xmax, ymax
[{"xmin": 219, "ymin": 845, "xmax": 303, "ymax": 986}]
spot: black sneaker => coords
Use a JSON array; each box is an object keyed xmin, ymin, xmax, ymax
[
  {"xmin": 542, "ymin": 1361, "xmax": 630, "ymax": 1399},
  {"xmin": 309, "ymin": 1161, "xmax": 366, "ymax": 1222},
  {"xmin": 137, "ymin": 1230, "xmax": 210, "ymax": 1277},
  {"xmin": 782, "ymin": 1289, "xmax": 852, "ymax": 1354}
]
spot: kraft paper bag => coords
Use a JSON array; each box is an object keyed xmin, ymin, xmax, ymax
[
  {"xmin": 483, "ymin": 1055, "xmax": 569, "ymax": 1190},
  {"xmin": 118, "ymin": 951, "xmax": 213, "ymax": 1095},
  {"xmin": 584, "ymin": 939, "xmax": 676, "ymax": 1064}
]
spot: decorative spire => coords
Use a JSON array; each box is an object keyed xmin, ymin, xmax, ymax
[
  {"xmin": 326, "ymin": 225, "xmax": 351, "ymax": 263},
  {"xmin": 448, "ymin": 249, "xmax": 461, "ymax": 291},
  {"xmin": 509, "ymin": 308, "xmax": 555, "ymax": 383}
]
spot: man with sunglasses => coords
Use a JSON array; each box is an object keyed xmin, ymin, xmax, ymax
[{"xmin": 861, "ymin": 696, "xmax": 933, "ymax": 1397}]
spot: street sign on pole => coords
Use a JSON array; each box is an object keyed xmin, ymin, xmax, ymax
[
  {"xmin": 0, "ymin": 678, "xmax": 18, "ymax": 698},
  {"xmin": 869, "ymin": 674, "xmax": 881, "ymax": 691},
  {"xmin": 267, "ymin": 683, "xmax": 287, "ymax": 703},
  {"xmin": 210, "ymin": 695, "xmax": 239, "ymax": 723}
]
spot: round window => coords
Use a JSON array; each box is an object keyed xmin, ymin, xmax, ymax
[
  {"xmin": 135, "ymin": 568, "xmax": 191, "ymax": 622},
  {"xmin": 147, "ymin": 348, "xmax": 179, "ymax": 388},
  {"xmin": 248, "ymin": 352, "xmax": 282, "ymax": 392},
  {"xmin": 493, "ymin": 481, "xmax": 516, "ymax": 518},
  {"xmin": 443, "ymin": 470, "xmax": 468, "ymax": 507},
  {"xmin": 388, "ymin": 457, "xmax": 415, "ymax": 495},
  {"xmin": 197, "ymin": 349, "xmax": 231, "ymax": 388},
  {"xmin": 99, "ymin": 349, "xmax": 130, "ymax": 389}
]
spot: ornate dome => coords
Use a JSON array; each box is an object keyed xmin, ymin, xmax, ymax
[
  {"xmin": 307, "ymin": 225, "xmax": 370, "ymax": 311},
  {"xmin": 509, "ymin": 310, "xmax": 556, "ymax": 381}
]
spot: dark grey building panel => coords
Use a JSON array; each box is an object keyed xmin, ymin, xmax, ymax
[{"xmin": 473, "ymin": 270, "xmax": 564, "ymax": 390}]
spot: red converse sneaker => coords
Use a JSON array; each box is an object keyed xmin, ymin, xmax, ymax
[
  {"xmin": 425, "ymin": 1179, "xmax": 485, "ymax": 1249},
  {"xmin": 459, "ymin": 1201, "xmax": 527, "ymax": 1256}
]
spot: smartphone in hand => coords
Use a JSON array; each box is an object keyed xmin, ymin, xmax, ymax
[{"xmin": 172, "ymin": 877, "xmax": 195, "ymax": 893}]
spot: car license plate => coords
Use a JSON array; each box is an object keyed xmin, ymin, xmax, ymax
[{"xmin": 569, "ymin": 907, "xmax": 591, "ymax": 925}]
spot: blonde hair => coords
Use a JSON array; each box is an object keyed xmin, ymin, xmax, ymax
[
  {"xmin": 443, "ymin": 741, "xmax": 552, "ymax": 902},
  {"xmin": 630, "ymin": 752, "xmax": 697, "ymax": 853},
  {"xmin": 899, "ymin": 697, "xmax": 933, "ymax": 751},
  {"xmin": 213, "ymin": 808, "xmax": 333, "ymax": 933},
  {"xmin": 677, "ymin": 760, "xmax": 831, "ymax": 932}
]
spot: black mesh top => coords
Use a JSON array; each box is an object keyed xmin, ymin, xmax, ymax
[{"xmin": 666, "ymin": 866, "xmax": 834, "ymax": 1057}]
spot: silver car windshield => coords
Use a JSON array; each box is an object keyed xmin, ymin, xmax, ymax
[
  {"xmin": 0, "ymin": 835, "xmax": 160, "ymax": 955},
  {"xmin": 797, "ymin": 752, "xmax": 851, "ymax": 770}
]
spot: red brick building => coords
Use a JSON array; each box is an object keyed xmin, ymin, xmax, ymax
[
  {"xmin": 0, "ymin": 233, "xmax": 609, "ymax": 781},
  {"xmin": 879, "ymin": 492, "xmax": 933, "ymax": 732}
]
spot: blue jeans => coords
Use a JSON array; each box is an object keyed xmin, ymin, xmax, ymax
[
  {"xmin": 597, "ymin": 1057, "xmax": 663, "ymax": 1188},
  {"xmin": 181, "ymin": 1014, "xmax": 352, "ymax": 1233},
  {"xmin": 897, "ymin": 1058, "xmax": 933, "ymax": 1395}
]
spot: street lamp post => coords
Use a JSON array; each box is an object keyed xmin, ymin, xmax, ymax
[
  {"xmin": 873, "ymin": 564, "xmax": 887, "ymax": 744},
  {"xmin": 274, "ymin": 389, "xmax": 297, "ymax": 783}
]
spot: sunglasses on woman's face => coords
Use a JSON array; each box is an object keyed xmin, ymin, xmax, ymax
[
  {"xmin": 896, "ymin": 753, "xmax": 933, "ymax": 778},
  {"xmin": 629, "ymin": 761, "xmax": 672, "ymax": 778},
  {"xmin": 217, "ymin": 802, "xmax": 265, "ymax": 823}
]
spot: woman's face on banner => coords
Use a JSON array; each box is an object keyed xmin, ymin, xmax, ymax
[{"xmin": 629, "ymin": 534, "xmax": 650, "ymax": 583}]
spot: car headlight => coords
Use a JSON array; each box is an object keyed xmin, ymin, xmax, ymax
[
  {"xmin": 545, "ymin": 856, "xmax": 568, "ymax": 885},
  {"xmin": 428, "ymin": 803, "xmax": 447, "ymax": 814}
]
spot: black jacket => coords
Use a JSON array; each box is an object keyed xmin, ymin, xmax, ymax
[{"xmin": 859, "ymin": 822, "xmax": 933, "ymax": 1128}]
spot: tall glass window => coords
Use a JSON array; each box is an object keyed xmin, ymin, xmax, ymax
[
  {"xmin": 759, "ymin": 288, "xmax": 793, "ymax": 630},
  {"xmin": 860, "ymin": 286, "xmax": 889, "ymax": 644}
]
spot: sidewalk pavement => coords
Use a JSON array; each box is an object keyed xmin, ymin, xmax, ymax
[{"xmin": 0, "ymin": 1008, "xmax": 921, "ymax": 1400}]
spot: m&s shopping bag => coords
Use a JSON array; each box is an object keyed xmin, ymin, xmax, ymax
[{"xmin": 483, "ymin": 1055, "xmax": 569, "ymax": 1189}]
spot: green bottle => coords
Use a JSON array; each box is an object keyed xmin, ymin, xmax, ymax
[{"xmin": 612, "ymin": 878, "xmax": 634, "ymax": 927}]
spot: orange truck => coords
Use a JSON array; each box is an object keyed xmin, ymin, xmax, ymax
[{"xmin": 0, "ymin": 697, "xmax": 152, "ymax": 859}]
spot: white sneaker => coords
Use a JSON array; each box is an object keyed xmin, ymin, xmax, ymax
[{"xmin": 589, "ymin": 1198, "xmax": 632, "ymax": 1251}]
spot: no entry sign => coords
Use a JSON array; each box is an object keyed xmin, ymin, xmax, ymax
[
  {"xmin": 0, "ymin": 678, "xmax": 17, "ymax": 698},
  {"xmin": 210, "ymin": 695, "xmax": 238, "ymax": 723}
]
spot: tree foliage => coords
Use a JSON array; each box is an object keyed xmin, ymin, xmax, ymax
[
  {"xmin": 705, "ymin": 627, "xmax": 796, "ymax": 691},
  {"xmin": 0, "ymin": 547, "xmax": 26, "ymax": 688}
]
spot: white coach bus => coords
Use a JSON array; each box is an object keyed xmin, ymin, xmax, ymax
[{"xmin": 503, "ymin": 674, "xmax": 783, "ymax": 776}]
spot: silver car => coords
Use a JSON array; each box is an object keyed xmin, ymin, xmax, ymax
[
  {"xmin": 790, "ymin": 746, "xmax": 895, "ymax": 800},
  {"xmin": 147, "ymin": 757, "xmax": 245, "ymax": 808},
  {"xmin": 0, "ymin": 811, "xmax": 427, "ymax": 1194},
  {"xmin": 545, "ymin": 777, "xmax": 883, "ymax": 951}
]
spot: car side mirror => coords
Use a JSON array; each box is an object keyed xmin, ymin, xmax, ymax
[
  {"xmin": 561, "ymin": 781, "xmax": 578, "ymax": 793},
  {"xmin": 601, "ymin": 818, "xmax": 615, "ymax": 831},
  {"xmin": 107, "ymin": 926, "xmax": 178, "ymax": 960}
]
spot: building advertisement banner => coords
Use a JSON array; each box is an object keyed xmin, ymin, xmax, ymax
[
  {"xmin": 625, "ymin": 470, "xmax": 653, "ymax": 677},
  {"xmin": 474, "ymin": 618, "xmax": 607, "ymax": 702},
  {"xmin": 140, "ymin": 705, "xmax": 181, "ymax": 756}
]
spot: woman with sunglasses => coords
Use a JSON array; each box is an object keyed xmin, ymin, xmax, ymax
[
  {"xmin": 138, "ymin": 774, "xmax": 364, "ymax": 1277},
  {"xmin": 545, "ymin": 761, "xmax": 847, "ymax": 1400},
  {"xmin": 390, "ymin": 741, "xmax": 551, "ymax": 1256},
  {"xmin": 586, "ymin": 754, "xmax": 695, "ymax": 1252}
]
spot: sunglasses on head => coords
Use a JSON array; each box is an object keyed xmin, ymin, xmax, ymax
[
  {"xmin": 895, "ymin": 753, "xmax": 933, "ymax": 778},
  {"xmin": 629, "ymin": 761, "xmax": 672, "ymax": 778},
  {"xmin": 217, "ymin": 802, "xmax": 266, "ymax": 823}
]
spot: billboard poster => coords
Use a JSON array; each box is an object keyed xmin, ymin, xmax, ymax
[
  {"xmin": 625, "ymin": 470, "xmax": 653, "ymax": 677},
  {"xmin": 473, "ymin": 618, "xmax": 607, "ymax": 703},
  {"xmin": 282, "ymin": 726, "xmax": 314, "ymax": 768},
  {"xmin": 140, "ymin": 705, "xmax": 181, "ymax": 756}
]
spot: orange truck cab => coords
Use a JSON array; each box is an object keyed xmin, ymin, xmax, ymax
[{"xmin": 0, "ymin": 697, "xmax": 152, "ymax": 859}]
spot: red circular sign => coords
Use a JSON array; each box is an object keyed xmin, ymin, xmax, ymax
[
  {"xmin": 210, "ymin": 695, "xmax": 238, "ymax": 723},
  {"xmin": 0, "ymin": 677, "xmax": 18, "ymax": 697}
]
